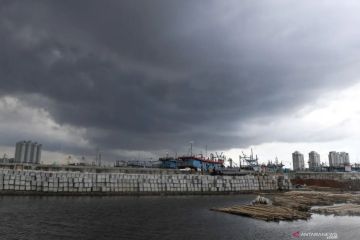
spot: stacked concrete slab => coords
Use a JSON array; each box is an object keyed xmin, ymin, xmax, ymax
[{"xmin": 0, "ymin": 169, "xmax": 291, "ymax": 194}]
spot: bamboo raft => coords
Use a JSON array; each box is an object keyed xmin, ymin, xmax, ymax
[
  {"xmin": 273, "ymin": 191, "xmax": 360, "ymax": 210},
  {"xmin": 311, "ymin": 204, "xmax": 360, "ymax": 216},
  {"xmin": 211, "ymin": 191, "xmax": 360, "ymax": 221},
  {"xmin": 211, "ymin": 205, "xmax": 310, "ymax": 221}
]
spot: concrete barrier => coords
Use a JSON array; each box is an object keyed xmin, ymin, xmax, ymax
[{"xmin": 0, "ymin": 169, "xmax": 291, "ymax": 195}]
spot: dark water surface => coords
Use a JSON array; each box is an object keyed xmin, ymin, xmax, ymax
[{"xmin": 0, "ymin": 195, "xmax": 359, "ymax": 240}]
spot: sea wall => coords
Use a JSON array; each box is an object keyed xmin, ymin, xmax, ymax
[
  {"xmin": 290, "ymin": 172, "xmax": 360, "ymax": 190},
  {"xmin": 0, "ymin": 169, "xmax": 291, "ymax": 195}
]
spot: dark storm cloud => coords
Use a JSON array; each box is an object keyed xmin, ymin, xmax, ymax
[{"xmin": 1, "ymin": 0, "xmax": 360, "ymax": 155}]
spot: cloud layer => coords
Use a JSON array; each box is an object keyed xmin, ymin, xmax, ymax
[{"xmin": 1, "ymin": 1, "xmax": 360, "ymax": 161}]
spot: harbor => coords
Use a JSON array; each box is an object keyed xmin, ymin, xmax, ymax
[{"xmin": 1, "ymin": 146, "xmax": 360, "ymax": 195}]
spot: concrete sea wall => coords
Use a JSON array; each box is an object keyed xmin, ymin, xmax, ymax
[{"xmin": 0, "ymin": 169, "xmax": 291, "ymax": 195}]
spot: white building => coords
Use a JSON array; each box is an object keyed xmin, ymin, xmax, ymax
[
  {"xmin": 14, "ymin": 141, "xmax": 42, "ymax": 164},
  {"xmin": 328, "ymin": 151, "xmax": 350, "ymax": 167},
  {"xmin": 308, "ymin": 151, "xmax": 320, "ymax": 170},
  {"xmin": 292, "ymin": 151, "xmax": 305, "ymax": 171},
  {"xmin": 339, "ymin": 152, "xmax": 350, "ymax": 165}
]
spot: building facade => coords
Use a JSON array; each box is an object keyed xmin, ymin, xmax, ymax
[
  {"xmin": 328, "ymin": 151, "xmax": 350, "ymax": 167},
  {"xmin": 308, "ymin": 151, "xmax": 320, "ymax": 170},
  {"xmin": 14, "ymin": 141, "xmax": 42, "ymax": 164},
  {"xmin": 292, "ymin": 151, "xmax": 305, "ymax": 171}
]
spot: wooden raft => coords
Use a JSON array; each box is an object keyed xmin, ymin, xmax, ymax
[
  {"xmin": 211, "ymin": 204, "xmax": 310, "ymax": 221},
  {"xmin": 211, "ymin": 191, "xmax": 360, "ymax": 221},
  {"xmin": 311, "ymin": 204, "xmax": 360, "ymax": 216}
]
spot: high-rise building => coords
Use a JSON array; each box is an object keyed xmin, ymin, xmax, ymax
[
  {"xmin": 328, "ymin": 151, "xmax": 350, "ymax": 167},
  {"xmin": 329, "ymin": 151, "xmax": 337, "ymax": 167},
  {"xmin": 25, "ymin": 141, "xmax": 31, "ymax": 163},
  {"xmin": 292, "ymin": 151, "xmax": 305, "ymax": 171},
  {"xmin": 36, "ymin": 144, "xmax": 42, "ymax": 164},
  {"xmin": 339, "ymin": 152, "xmax": 350, "ymax": 165},
  {"xmin": 14, "ymin": 141, "xmax": 42, "ymax": 164},
  {"xmin": 30, "ymin": 143, "xmax": 38, "ymax": 163},
  {"xmin": 308, "ymin": 151, "xmax": 320, "ymax": 170}
]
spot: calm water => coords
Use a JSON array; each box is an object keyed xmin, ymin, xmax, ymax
[{"xmin": 0, "ymin": 195, "xmax": 359, "ymax": 240}]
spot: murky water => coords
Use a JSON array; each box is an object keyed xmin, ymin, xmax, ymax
[{"xmin": 0, "ymin": 195, "xmax": 358, "ymax": 240}]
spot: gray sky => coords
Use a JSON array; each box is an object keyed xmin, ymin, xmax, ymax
[{"xmin": 1, "ymin": 0, "xmax": 360, "ymax": 166}]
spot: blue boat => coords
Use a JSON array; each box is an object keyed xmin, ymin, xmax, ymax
[
  {"xmin": 159, "ymin": 157, "xmax": 178, "ymax": 169},
  {"xmin": 159, "ymin": 155, "xmax": 224, "ymax": 172}
]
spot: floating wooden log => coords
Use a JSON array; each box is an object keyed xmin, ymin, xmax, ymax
[
  {"xmin": 311, "ymin": 204, "xmax": 360, "ymax": 216},
  {"xmin": 211, "ymin": 204, "xmax": 310, "ymax": 221},
  {"xmin": 211, "ymin": 191, "xmax": 360, "ymax": 222}
]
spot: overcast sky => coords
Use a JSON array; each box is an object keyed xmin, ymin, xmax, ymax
[{"xmin": 1, "ymin": 0, "xmax": 360, "ymax": 167}]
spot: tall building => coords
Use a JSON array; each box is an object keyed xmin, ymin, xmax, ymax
[
  {"xmin": 25, "ymin": 141, "xmax": 31, "ymax": 163},
  {"xmin": 339, "ymin": 152, "xmax": 350, "ymax": 165},
  {"xmin": 328, "ymin": 151, "xmax": 337, "ymax": 167},
  {"xmin": 36, "ymin": 144, "xmax": 42, "ymax": 164},
  {"xmin": 308, "ymin": 151, "xmax": 320, "ymax": 170},
  {"xmin": 328, "ymin": 151, "xmax": 350, "ymax": 167},
  {"xmin": 292, "ymin": 151, "xmax": 305, "ymax": 171},
  {"xmin": 14, "ymin": 141, "xmax": 42, "ymax": 164}
]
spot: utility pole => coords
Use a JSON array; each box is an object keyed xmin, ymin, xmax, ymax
[
  {"xmin": 189, "ymin": 141, "xmax": 194, "ymax": 156},
  {"xmin": 95, "ymin": 148, "xmax": 98, "ymax": 165},
  {"xmin": 96, "ymin": 148, "xmax": 101, "ymax": 167}
]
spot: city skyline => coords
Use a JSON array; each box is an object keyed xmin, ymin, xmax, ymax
[
  {"xmin": 1, "ymin": 140, "xmax": 355, "ymax": 170},
  {"xmin": 292, "ymin": 150, "xmax": 351, "ymax": 170}
]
